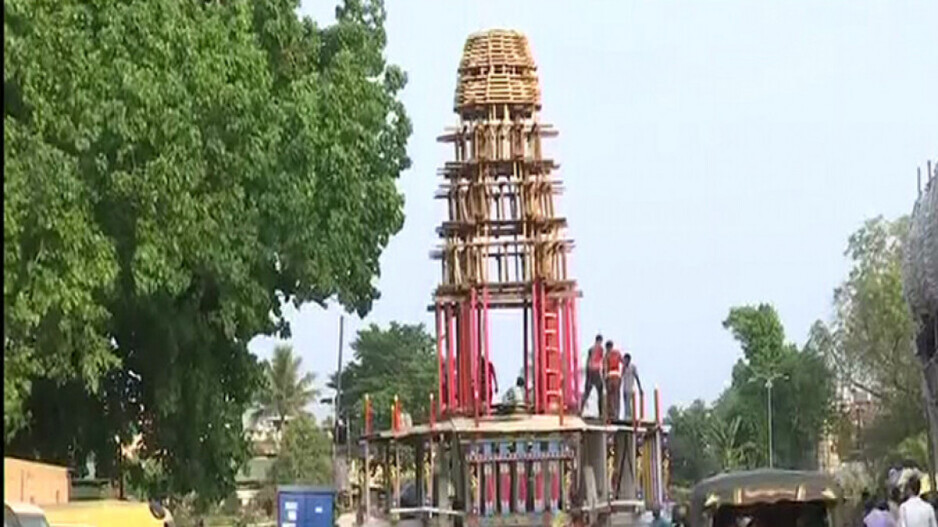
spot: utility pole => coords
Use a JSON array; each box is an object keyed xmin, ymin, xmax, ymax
[
  {"xmin": 333, "ymin": 315, "xmax": 350, "ymax": 507},
  {"xmin": 333, "ymin": 315, "xmax": 345, "ymax": 424},
  {"xmin": 750, "ymin": 370, "xmax": 787, "ymax": 468}
]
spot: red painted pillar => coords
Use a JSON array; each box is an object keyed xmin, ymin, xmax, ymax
[
  {"xmin": 435, "ymin": 302, "xmax": 445, "ymax": 414},
  {"xmin": 571, "ymin": 299, "xmax": 581, "ymax": 405},
  {"xmin": 561, "ymin": 298, "xmax": 572, "ymax": 411},
  {"xmin": 461, "ymin": 301, "xmax": 471, "ymax": 412},
  {"xmin": 470, "ymin": 288, "xmax": 479, "ymax": 421},
  {"xmin": 447, "ymin": 304, "xmax": 456, "ymax": 412},
  {"xmin": 531, "ymin": 280, "xmax": 541, "ymax": 413},
  {"xmin": 483, "ymin": 286, "xmax": 492, "ymax": 414}
]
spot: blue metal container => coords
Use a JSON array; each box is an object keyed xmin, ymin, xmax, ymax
[{"xmin": 277, "ymin": 485, "xmax": 335, "ymax": 527}]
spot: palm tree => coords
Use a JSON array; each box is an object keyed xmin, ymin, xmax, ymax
[
  {"xmin": 708, "ymin": 415, "xmax": 752, "ymax": 471},
  {"xmin": 252, "ymin": 345, "xmax": 319, "ymax": 434}
]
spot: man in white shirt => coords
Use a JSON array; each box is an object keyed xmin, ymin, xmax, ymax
[
  {"xmin": 621, "ymin": 353, "xmax": 642, "ymax": 420},
  {"xmin": 866, "ymin": 500, "xmax": 897, "ymax": 527},
  {"xmin": 898, "ymin": 476, "xmax": 937, "ymax": 527},
  {"xmin": 502, "ymin": 377, "xmax": 525, "ymax": 406}
]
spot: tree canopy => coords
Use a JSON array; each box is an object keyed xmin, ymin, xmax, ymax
[
  {"xmin": 331, "ymin": 322, "xmax": 437, "ymax": 435},
  {"xmin": 270, "ymin": 416, "xmax": 333, "ymax": 487},
  {"xmin": 720, "ymin": 304, "xmax": 834, "ymax": 469},
  {"xmin": 817, "ymin": 216, "xmax": 924, "ymax": 469},
  {"xmin": 666, "ymin": 400, "xmax": 718, "ymax": 487},
  {"xmin": 668, "ymin": 217, "xmax": 925, "ymax": 486},
  {"xmin": 4, "ymin": 0, "xmax": 410, "ymax": 504},
  {"xmin": 667, "ymin": 303, "xmax": 835, "ymax": 484}
]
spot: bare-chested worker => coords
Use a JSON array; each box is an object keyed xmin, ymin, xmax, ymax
[{"xmin": 580, "ymin": 334, "xmax": 605, "ymax": 416}]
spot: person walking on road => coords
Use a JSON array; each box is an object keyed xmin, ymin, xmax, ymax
[
  {"xmin": 898, "ymin": 476, "xmax": 937, "ymax": 527},
  {"xmin": 580, "ymin": 334, "xmax": 605, "ymax": 416},
  {"xmin": 604, "ymin": 341, "xmax": 623, "ymax": 421},
  {"xmin": 866, "ymin": 499, "xmax": 897, "ymax": 527},
  {"xmin": 621, "ymin": 352, "xmax": 642, "ymax": 420}
]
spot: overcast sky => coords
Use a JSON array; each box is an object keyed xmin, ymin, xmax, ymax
[{"xmin": 249, "ymin": 0, "xmax": 938, "ymax": 418}]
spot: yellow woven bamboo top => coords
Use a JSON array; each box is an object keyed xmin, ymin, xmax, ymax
[{"xmin": 455, "ymin": 29, "xmax": 541, "ymax": 112}]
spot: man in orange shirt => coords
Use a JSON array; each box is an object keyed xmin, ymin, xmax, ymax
[
  {"xmin": 604, "ymin": 341, "xmax": 623, "ymax": 421},
  {"xmin": 579, "ymin": 334, "xmax": 605, "ymax": 416}
]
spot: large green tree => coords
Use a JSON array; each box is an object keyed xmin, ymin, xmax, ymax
[
  {"xmin": 815, "ymin": 217, "xmax": 924, "ymax": 469},
  {"xmin": 270, "ymin": 416, "xmax": 333, "ymax": 486},
  {"xmin": 253, "ymin": 345, "xmax": 319, "ymax": 433},
  {"xmin": 331, "ymin": 322, "xmax": 436, "ymax": 436},
  {"xmin": 4, "ymin": 0, "xmax": 410, "ymax": 504},
  {"xmin": 825, "ymin": 217, "xmax": 918, "ymax": 405},
  {"xmin": 719, "ymin": 304, "xmax": 834, "ymax": 469}
]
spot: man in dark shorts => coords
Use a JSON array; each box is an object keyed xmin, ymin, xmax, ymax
[{"xmin": 580, "ymin": 334, "xmax": 605, "ymax": 416}]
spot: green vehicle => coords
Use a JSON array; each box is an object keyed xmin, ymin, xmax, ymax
[{"xmin": 689, "ymin": 470, "xmax": 845, "ymax": 527}]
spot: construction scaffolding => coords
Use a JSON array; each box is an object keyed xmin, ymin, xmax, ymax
[
  {"xmin": 432, "ymin": 29, "xmax": 581, "ymax": 419},
  {"xmin": 357, "ymin": 30, "xmax": 669, "ymax": 527}
]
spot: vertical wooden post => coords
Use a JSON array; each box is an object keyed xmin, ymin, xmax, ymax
[
  {"xmin": 639, "ymin": 390, "xmax": 646, "ymax": 422},
  {"xmin": 363, "ymin": 439, "xmax": 371, "ymax": 518},
  {"xmin": 394, "ymin": 443, "xmax": 401, "ymax": 514},
  {"xmin": 430, "ymin": 394, "xmax": 436, "ymax": 430},
  {"xmin": 364, "ymin": 394, "xmax": 373, "ymax": 436},
  {"xmin": 632, "ymin": 389, "xmax": 639, "ymax": 488},
  {"xmin": 383, "ymin": 445, "xmax": 392, "ymax": 515},
  {"xmin": 631, "ymin": 390, "xmax": 639, "ymax": 430}
]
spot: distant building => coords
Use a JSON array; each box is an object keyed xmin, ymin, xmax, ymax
[
  {"xmin": 838, "ymin": 387, "xmax": 878, "ymax": 458},
  {"xmin": 4, "ymin": 457, "xmax": 70, "ymax": 506},
  {"xmin": 234, "ymin": 409, "xmax": 290, "ymax": 508},
  {"xmin": 818, "ymin": 385, "xmax": 881, "ymax": 472},
  {"xmin": 234, "ymin": 456, "xmax": 275, "ymax": 507},
  {"xmin": 242, "ymin": 409, "xmax": 294, "ymax": 449}
]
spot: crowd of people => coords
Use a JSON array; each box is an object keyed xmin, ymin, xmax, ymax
[
  {"xmin": 858, "ymin": 475, "xmax": 937, "ymax": 527},
  {"xmin": 580, "ymin": 334, "xmax": 642, "ymax": 421}
]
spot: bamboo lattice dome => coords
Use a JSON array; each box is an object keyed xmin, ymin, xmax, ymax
[{"xmin": 454, "ymin": 29, "xmax": 541, "ymax": 113}]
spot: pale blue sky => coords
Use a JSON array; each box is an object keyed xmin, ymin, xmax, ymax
[{"xmin": 249, "ymin": 1, "xmax": 938, "ymax": 418}]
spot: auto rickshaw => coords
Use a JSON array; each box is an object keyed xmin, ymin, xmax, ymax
[{"xmin": 689, "ymin": 469, "xmax": 845, "ymax": 527}]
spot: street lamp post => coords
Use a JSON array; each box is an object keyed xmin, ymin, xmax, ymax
[{"xmin": 750, "ymin": 370, "xmax": 787, "ymax": 468}]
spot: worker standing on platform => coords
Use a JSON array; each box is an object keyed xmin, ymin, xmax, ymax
[
  {"xmin": 580, "ymin": 334, "xmax": 605, "ymax": 416},
  {"xmin": 503, "ymin": 377, "xmax": 525, "ymax": 406},
  {"xmin": 604, "ymin": 341, "xmax": 623, "ymax": 420},
  {"xmin": 622, "ymin": 353, "xmax": 643, "ymax": 420}
]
